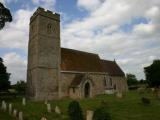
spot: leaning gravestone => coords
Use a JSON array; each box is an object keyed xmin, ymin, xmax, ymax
[
  {"xmin": 18, "ymin": 111, "xmax": 23, "ymax": 120},
  {"xmin": 22, "ymin": 98, "xmax": 26, "ymax": 106},
  {"xmin": 41, "ymin": 117, "xmax": 47, "ymax": 120},
  {"xmin": 9, "ymin": 103, "xmax": 12, "ymax": 114},
  {"xmin": 47, "ymin": 103, "xmax": 51, "ymax": 113},
  {"xmin": 55, "ymin": 106, "xmax": 61, "ymax": 114},
  {"xmin": 13, "ymin": 109, "xmax": 17, "ymax": 117},
  {"xmin": 86, "ymin": 110, "xmax": 94, "ymax": 120}
]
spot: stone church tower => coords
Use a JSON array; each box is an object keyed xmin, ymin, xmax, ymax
[{"xmin": 27, "ymin": 7, "xmax": 61, "ymax": 100}]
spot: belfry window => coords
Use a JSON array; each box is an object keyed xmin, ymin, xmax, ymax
[{"xmin": 47, "ymin": 23, "xmax": 52, "ymax": 34}]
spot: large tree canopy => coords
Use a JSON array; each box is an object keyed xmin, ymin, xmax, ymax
[
  {"xmin": 0, "ymin": 2, "xmax": 12, "ymax": 30},
  {"xmin": 144, "ymin": 60, "xmax": 160, "ymax": 88},
  {"xmin": 0, "ymin": 57, "xmax": 10, "ymax": 92}
]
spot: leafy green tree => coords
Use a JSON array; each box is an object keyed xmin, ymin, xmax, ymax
[
  {"xmin": 14, "ymin": 80, "xmax": 26, "ymax": 94},
  {"xmin": 126, "ymin": 73, "xmax": 138, "ymax": 86},
  {"xmin": 0, "ymin": 2, "xmax": 12, "ymax": 30},
  {"xmin": 0, "ymin": 57, "xmax": 10, "ymax": 92},
  {"xmin": 68, "ymin": 101, "xmax": 84, "ymax": 120},
  {"xmin": 144, "ymin": 60, "xmax": 160, "ymax": 88}
]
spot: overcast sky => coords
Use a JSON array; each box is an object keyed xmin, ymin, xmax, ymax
[{"xmin": 0, "ymin": 0, "xmax": 160, "ymax": 84}]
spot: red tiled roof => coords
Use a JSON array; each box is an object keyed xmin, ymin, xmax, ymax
[
  {"xmin": 61, "ymin": 48, "xmax": 103, "ymax": 72},
  {"xmin": 100, "ymin": 59, "xmax": 125, "ymax": 76},
  {"xmin": 61, "ymin": 48, "xmax": 125, "ymax": 77}
]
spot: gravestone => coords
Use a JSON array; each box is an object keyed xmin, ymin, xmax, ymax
[
  {"xmin": 86, "ymin": 110, "xmax": 94, "ymax": 120},
  {"xmin": 1, "ymin": 100, "xmax": 5, "ymax": 109},
  {"xmin": 55, "ymin": 106, "xmax": 61, "ymax": 114},
  {"xmin": 2, "ymin": 101, "xmax": 7, "ymax": 111},
  {"xmin": 47, "ymin": 103, "xmax": 51, "ymax": 113},
  {"xmin": 22, "ymin": 98, "xmax": 26, "ymax": 106},
  {"xmin": 18, "ymin": 111, "xmax": 23, "ymax": 120},
  {"xmin": 13, "ymin": 109, "xmax": 17, "ymax": 117},
  {"xmin": 9, "ymin": 103, "xmax": 12, "ymax": 114}
]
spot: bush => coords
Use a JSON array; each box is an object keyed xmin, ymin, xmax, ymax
[
  {"xmin": 68, "ymin": 101, "xmax": 83, "ymax": 120},
  {"xmin": 141, "ymin": 97, "xmax": 151, "ymax": 105},
  {"xmin": 93, "ymin": 106, "xmax": 111, "ymax": 120}
]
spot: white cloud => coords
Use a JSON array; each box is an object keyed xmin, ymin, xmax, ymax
[
  {"xmin": 3, "ymin": 52, "xmax": 27, "ymax": 84},
  {"xmin": 77, "ymin": 0, "xmax": 102, "ymax": 11},
  {"xmin": 0, "ymin": 8, "xmax": 33, "ymax": 49}
]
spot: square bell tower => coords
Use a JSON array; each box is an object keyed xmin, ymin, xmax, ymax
[{"xmin": 27, "ymin": 7, "xmax": 61, "ymax": 100}]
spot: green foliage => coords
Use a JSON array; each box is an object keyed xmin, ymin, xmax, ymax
[
  {"xmin": 141, "ymin": 97, "xmax": 150, "ymax": 105},
  {"xmin": 126, "ymin": 73, "xmax": 138, "ymax": 86},
  {"xmin": 12, "ymin": 80, "xmax": 26, "ymax": 94},
  {"xmin": 68, "ymin": 101, "xmax": 84, "ymax": 120},
  {"xmin": 0, "ymin": 57, "xmax": 10, "ymax": 92},
  {"xmin": 144, "ymin": 60, "xmax": 160, "ymax": 87},
  {"xmin": 0, "ymin": 2, "xmax": 12, "ymax": 30},
  {"xmin": 93, "ymin": 106, "xmax": 111, "ymax": 120}
]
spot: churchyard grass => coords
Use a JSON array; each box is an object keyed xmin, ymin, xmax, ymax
[{"xmin": 0, "ymin": 90, "xmax": 160, "ymax": 120}]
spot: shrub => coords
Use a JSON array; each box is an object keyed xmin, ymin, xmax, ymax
[
  {"xmin": 93, "ymin": 106, "xmax": 111, "ymax": 120},
  {"xmin": 141, "ymin": 97, "xmax": 151, "ymax": 105},
  {"xmin": 68, "ymin": 101, "xmax": 83, "ymax": 120}
]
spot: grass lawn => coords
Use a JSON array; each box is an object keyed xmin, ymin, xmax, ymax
[{"xmin": 0, "ymin": 90, "xmax": 160, "ymax": 120}]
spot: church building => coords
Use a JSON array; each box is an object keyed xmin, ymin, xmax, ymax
[{"xmin": 27, "ymin": 7, "xmax": 128, "ymax": 100}]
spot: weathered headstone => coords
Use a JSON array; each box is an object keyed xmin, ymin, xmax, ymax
[
  {"xmin": 2, "ymin": 101, "xmax": 7, "ymax": 111},
  {"xmin": 1, "ymin": 100, "xmax": 5, "ymax": 110},
  {"xmin": 86, "ymin": 110, "xmax": 94, "ymax": 120},
  {"xmin": 47, "ymin": 103, "xmax": 51, "ymax": 113},
  {"xmin": 18, "ymin": 111, "xmax": 23, "ymax": 120},
  {"xmin": 9, "ymin": 103, "xmax": 12, "ymax": 114},
  {"xmin": 41, "ymin": 117, "xmax": 47, "ymax": 120},
  {"xmin": 13, "ymin": 109, "xmax": 17, "ymax": 117},
  {"xmin": 55, "ymin": 106, "xmax": 61, "ymax": 114},
  {"xmin": 22, "ymin": 98, "xmax": 26, "ymax": 106},
  {"xmin": 116, "ymin": 92, "xmax": 123, "ymax": 98}
]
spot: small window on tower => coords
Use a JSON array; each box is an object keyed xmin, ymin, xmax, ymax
[{"xmin": 47, "ymin": 23, "xmax": 52, "ymax": 34}]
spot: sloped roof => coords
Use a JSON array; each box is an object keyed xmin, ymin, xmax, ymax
[
  {"xmin": 100, "ymin": 59, "xmax": 125, "ymax": 76},
  {"xmin": 61, "ymin": 48, "xmax": 125, "ymax": 77},
  {"xmin": 61, "ymin": 48, "xmax": 103, "ymax": 72}
]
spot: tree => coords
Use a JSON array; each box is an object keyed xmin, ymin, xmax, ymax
[
  {"xmin": 68, "ymin": 101, "xmax": 84, "ymax": 120},
  {"xmin": 0, "ymin": 57, "xmax": 10, "ymax": 92},
  {"xmin": 0, "ymin": 2, "xmax": 12, "ymax": 30},
  {"xmin": 144, "ymin": 60, "xmax": 160, "ymax": 88},
  {"xmin": 126, "ymin": 73, "xmax": 138, "ymax": 86},
  {"xmin": 14, "ymin": 80, "xmax": 26, "ymax": 94}
]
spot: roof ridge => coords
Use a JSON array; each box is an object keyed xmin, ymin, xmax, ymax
[{"xmin": 61, "ymin": 47, "xmax": 99, "ymax": 56}]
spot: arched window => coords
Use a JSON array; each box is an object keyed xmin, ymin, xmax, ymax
[{"xmin": 47, "ymin": 23, "xmax": 52, "ymax": 34}]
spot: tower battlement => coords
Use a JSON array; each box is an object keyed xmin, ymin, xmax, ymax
[{"xmin": 30, "ymin": 7, "xmax": 60, "ymax": 23}]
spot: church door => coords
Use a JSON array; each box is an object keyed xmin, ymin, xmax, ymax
[{"xmin": 84, "ymin": 82, "xmax": 90, "ymax": 98}]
